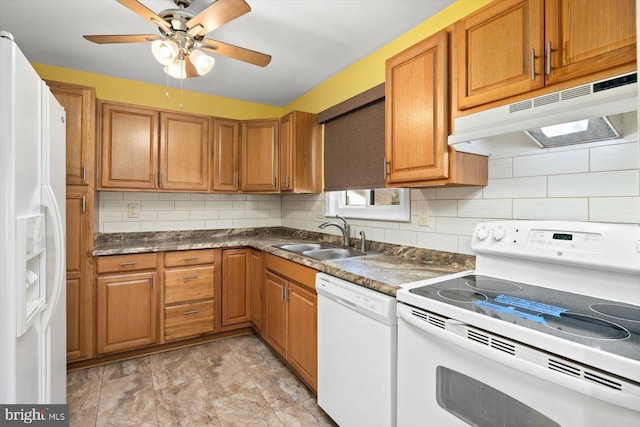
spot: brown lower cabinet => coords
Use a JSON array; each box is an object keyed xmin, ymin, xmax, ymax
[
  {"xmin": 263, "ymin": 253, "xmax": 318, "ymax": 391},
  {"xmin": 88, "ymin": 248, "xmax": 317, "ymax": 394},
  {"xmin": 96, "ymin": 253, "xmax": 159, "ymax": 355}
]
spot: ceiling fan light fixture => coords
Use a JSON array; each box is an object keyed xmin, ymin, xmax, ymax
[
  {"xmin": 189, "ymin": 49, "xmax": 215, "ymax": 75},
  {"xmin": 164, "ymin": 58, "xmax": 187, "ymax": 79},
  {"xmin": 151, "ymin": 39, "xmax": 179, "ymax": 65}
]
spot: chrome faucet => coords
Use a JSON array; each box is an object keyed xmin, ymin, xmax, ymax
[{"xmin": 319, "ymin": 215, "xmax": 351, "ymax": 247}]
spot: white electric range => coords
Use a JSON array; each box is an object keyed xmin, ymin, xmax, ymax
[{"xmin": 396, "ymin": 220, "xmax": 640, "ymax": 427}]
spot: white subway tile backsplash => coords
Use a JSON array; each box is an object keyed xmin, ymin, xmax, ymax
[
  {"xmin": 435, "ymin": 217, "xmax": 481, "ymax": 236},
  {"xmin": 513, "ymin": 198, "xmax": 588, "ymax": 221},
  {"xmin": 157, "ymin": 210, "xmax": 190, "ymax": 221},
  {"xmin": 205, "ymin": 200, "xmax": 233, "ymax": 210},
  {"xmin": 436, "ymin": 186, "xmax": 483, "ymax": 200},
  {"xmin": 589, "ymin": 197, "xmax": 640, "ymax": 223},
  {"xmin": 458, "ymin": 199, "xmax": 512, "ymax": 218},
  {"xmin": 123, "ymin": 192, "xmax": 159, "ymax": 200},
  {"xmin": 141, "ymin": 200, "xmax": 175, "ymax": 210},
  {"xmin": 174, "ymin": 220, "xmax": 205, "ymax": 230},
  {"xmin": 384, "ymin": 229, "xmax": 416, "ymax": 246},
  {"xmin": 590, "ymin": 142, "xmax": 640, "ymax": 171},
  {"xmin": 158, "ymin": 193, "xmax": 190, "ymax": 200},
  {"xmin": 416, "ymin": 232, "xmax": 458, "ymax": 252},
  {"xmin": 189, "ymin": 210, "xmax": 220, "ymax": 220},
  {"xmin": 175, "ymin": 201, "xmax": 205, "ymax": 210},
  {"xmin": 513, "ymin": 149, "xmax": 589, "ymax": 177},
  {"xmin": 97, "ymin": 140, "xmax": 639, "ymax": 252},
  {"xmin": 548, "ymin": 170, "xmax": 639, "ymax": 197},
  {"xmin": 488, "ymin": 157, "xmax": 513, "ymax": 179}
]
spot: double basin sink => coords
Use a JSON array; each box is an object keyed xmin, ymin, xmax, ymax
[{"xmin": 274, "ymin": 242, "xmax": 367, "ymax": 261}]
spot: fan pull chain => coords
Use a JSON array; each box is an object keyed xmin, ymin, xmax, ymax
[
  {"xmin": 165, "ymin": 72, "xmax": 170, "ymax": 99},
  {"xmin": 179, "ymin": 77, "xmax": 184, "ymax": 110}
]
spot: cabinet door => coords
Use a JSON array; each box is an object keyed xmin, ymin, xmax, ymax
[
  {"xmin": 221, "ymin": 249, "xmax": 251, "ymax": 327},
  {"xmin": 287, "ymin": 283, "xmax": 317, "ymax": 390},
  {"xmin": 96, "ymin": 272, "xmax": 158, "ymax": 354},
  {"xmin": 48, "ymin": 82, "xmax": 96, "ymax": 187},
  {"xmin": 455, "ymin": 0, "xmax": 544, "ymax": 109},
  {"xmin": 249, "ymin": 249, "xmax": 263, "ymax": 331},
  {"xmin": 279, "ymin": 113, "xmax": 294, "ymax": 192},
  {"xmin": 544, "ymin": 0, "xmax": 636, "ymax": 86},
  {"xmin": 279, "ymin": 111, "xmax": 322, "ymax": 193},
  {"xmin": 263, "ymin": 271, "xmax": 287, "ymax": 358},
  {"xmin": 212, "ymin": 118, "xmax": 240, "ymax": 191},
  {"xmin": 66, "ymin": 189, "xmax": 92, "ymax": 361},
  {"xmin": 241, "ymin": 119, "xmax": 279, "ymax": 192},
  {"xmin": 159, "ymin": 112, "xmax": 210, "ymax": 191},
  {"xmin": 385, "ymin": 29, "xmax": 449, "ymax": 184},
  {"xmin": 100, "ymin": 103, "xmax": 159, "ymax": 190}
]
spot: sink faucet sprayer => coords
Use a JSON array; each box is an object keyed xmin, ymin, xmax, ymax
[{"xmin": 318, "ymin": 215, "xmax": 351, "ymax": 247}]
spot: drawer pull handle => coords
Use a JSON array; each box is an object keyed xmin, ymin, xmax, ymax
[
  {"xmin": 183, "ymin": 275, "xmax": 199, "ymax": 280},
  {"xmin": 183, "ymin": 310, "xmax": 199, "ymax": 315},
  {"xmin": 183, "ymin": 257, "xmax": 199, "ymax": 261},
  {"xmin": 119, "ymin": 261, "xmax": 138, "ymax": 267}
]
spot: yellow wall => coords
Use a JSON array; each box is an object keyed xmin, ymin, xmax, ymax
[
  {"xmin": 33, "ymin": 0, "xmax": 489, "ymax": 118},
  {"xmin": 33, "ymin": 63, "xmax": 282, "ymax": 119},
  {"xmin": 284, "ymin": 0, "xmax": 490, "ymax": 114}
]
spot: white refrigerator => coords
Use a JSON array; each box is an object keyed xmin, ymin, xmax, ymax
[{"xmin": 0, "ymin": 31, "xmax": 67, "ymax": 404}]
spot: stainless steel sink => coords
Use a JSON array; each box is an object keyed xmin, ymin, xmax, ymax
[
  {"xmin": 273, "ymin": 243, "xmax": 367, "ymax": 261},
  {"xmin": 276, "ymin": 243, "xmax": 334, "ymax": 252},
  {"xmin": 302, "ymin": 247, "xmax": 367, "ymax": 261}
]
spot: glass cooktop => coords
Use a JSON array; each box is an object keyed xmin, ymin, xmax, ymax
[{"xmin": 409, "ymin": 274, "xmax": 640, "ymax": 361}]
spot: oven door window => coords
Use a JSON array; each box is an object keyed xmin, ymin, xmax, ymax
[{"xmin": 436, "ymin": 366, "xmax": 560, "ymax": 427}]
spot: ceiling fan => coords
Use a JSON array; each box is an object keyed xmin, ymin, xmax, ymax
[{"xmin": 84, "ymin": 0, "xmax": 271, "ymax": 79}]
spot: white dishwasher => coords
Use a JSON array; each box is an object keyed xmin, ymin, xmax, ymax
[{"xmin": 316, "ymin": 272, "xmax": 397, "ymax": 427}]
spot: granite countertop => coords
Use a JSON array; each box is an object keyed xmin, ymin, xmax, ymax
[{"xmin": 93, "ymin": 228, "xmax": 475, "ymax": 296}]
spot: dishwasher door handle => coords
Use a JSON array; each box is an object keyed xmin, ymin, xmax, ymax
[{"xmin": 336, "ymin": 297, "xmax": 357, "ymax": 309}]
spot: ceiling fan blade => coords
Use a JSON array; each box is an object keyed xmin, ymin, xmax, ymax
[
  {"xmin": 184, "ymin": 56, "xmax": 199, "ymax": 78},
  {"xmin": 187, "ymin": 0, "xmax": 251, "ymax": 36},
  {"xmin": 83, "ymin": 34, "xmax": 160, "ymax": 44},
  {"xmin": 200, "ymin": 38, "xmax": 271, "ymax": 67},
  {"xmin": 116, "ymin": 0, "xmax": 171, "ymax": 32}
]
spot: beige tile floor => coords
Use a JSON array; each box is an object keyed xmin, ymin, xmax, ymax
[{"xmin": 67, "ymin": 333, "xmax": 337, "ymax": 427}]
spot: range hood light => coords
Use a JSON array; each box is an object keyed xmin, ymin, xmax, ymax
[{"xmin": 540, "ymin": 119, "xmax": 589, "ymax": 137}]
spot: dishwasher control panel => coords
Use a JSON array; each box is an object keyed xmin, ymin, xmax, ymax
[{"xmin": 315, "ymin": 273, "xmax": 397, "ymax": 325}]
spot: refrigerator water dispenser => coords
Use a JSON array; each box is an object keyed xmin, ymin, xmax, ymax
[{"xmin": 16, "ymin": 214, "xmax": 46, "ymax": 337}]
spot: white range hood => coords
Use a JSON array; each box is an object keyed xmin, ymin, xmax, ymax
[{"xmin": 449, "ymin": 73, "xmax": 637, "ymax": 155}]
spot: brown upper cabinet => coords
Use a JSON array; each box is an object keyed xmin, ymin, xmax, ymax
[
  {"xmin": 385, "ymin": 30, "xmax": 450, "ymax": 184},
  {"xmin": 99, "ymin": 102, "xmax": 210, "ymax": 192},
  {"xmin": 385, "ymin": 29, "xmax": 488, "ymax": 187},
  {"xmin": 455, "ymin": 0, "xmax": 636, "ymax": 110},
  {"xmin": 47, "ymin": 81, "xmax": 96, "ymax": 187},
  {"xmin": 279, "ymin": 111, "xmax": 323, "ymax": 193},
  {"xmin": 240, "ymin": 119, "xmax": 279, "ymax": 192},
  {"xmin": 212, "ymin": 118, "xmax": 241, "ymax": 192}
]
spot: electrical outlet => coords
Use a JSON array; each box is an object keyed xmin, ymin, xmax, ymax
[
  {"xmin": 127, "ymin": 202, "xmax": 140, "ymax": 218},
  {"xmin": 417, "ymin": 205, "xmax": 429, "ymax": 226}
]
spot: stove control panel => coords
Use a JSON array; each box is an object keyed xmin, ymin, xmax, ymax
[
  {"xmin": 471, "ymin": 221, "xmax": 640, "ymax": 275},
  {"xmin": 527, "ymin": 229, "xmax": 601, "ymax": 252}
]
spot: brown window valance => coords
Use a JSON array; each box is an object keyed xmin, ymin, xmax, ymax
[{"xmin": 319, "ymin": 83, "xmax": 385, "ymax": 191}]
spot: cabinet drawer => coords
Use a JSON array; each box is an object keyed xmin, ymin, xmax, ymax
[
  {"xmin": 165, "ymin": 265, "xmax": 214, "ymax": 304},
  {"xmin": 97, "ymin": 253, "xmax": 158, "ymax": 274},
  {"xmin": 165, "ymin": 249, "xmax": 215, "ymax": 267},
  {"xmin": 164, "ymin": 300, "xmax": 214, "ymax": 341}
]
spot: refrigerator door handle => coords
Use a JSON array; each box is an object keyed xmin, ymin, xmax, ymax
[{"xmin": 40, "ymin": 184, "xmax": 64, "ymax": 329}]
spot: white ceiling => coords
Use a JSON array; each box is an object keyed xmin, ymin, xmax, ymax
[{"xmin": 0, "ymin": 0, "xmax": 455, "ymax": 106}]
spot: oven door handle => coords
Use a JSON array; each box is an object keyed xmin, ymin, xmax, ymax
[{"xmin": 398, "ymin": 305, "xmax": 640, "ymax": 412}]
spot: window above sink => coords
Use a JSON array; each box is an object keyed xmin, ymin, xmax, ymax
[{"xmin": 325, "ymin": 188, "xmax": 410, "ymax": 222}]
